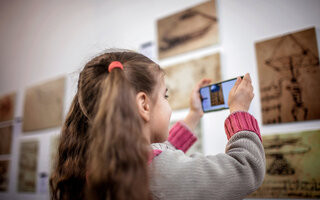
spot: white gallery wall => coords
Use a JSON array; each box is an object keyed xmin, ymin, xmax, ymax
[{"xmin": 0, "ymin": 0, "xmax": 320, "ymax": 200}]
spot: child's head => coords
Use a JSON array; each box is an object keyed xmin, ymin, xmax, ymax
[{"xmin": 50, "ymin": 50, "xmax": 171, "ymax": 200}]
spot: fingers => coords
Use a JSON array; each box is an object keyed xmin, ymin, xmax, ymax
[
  {"xmin": 194, "ymin": 78, "xmax": 212, "ymax": 92},
  {"xmin": 242, "ymin": 73, "xmax": 252, "ymax": 86},
  {"xmin": 197, "ymin": 78, "xmax": 212, "ymax": 88},
  {"xmin": 233, "ymin": 76, "xmax": 242, "ymax": 90}
]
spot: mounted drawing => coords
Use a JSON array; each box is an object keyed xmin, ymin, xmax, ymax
[
  {"xmin": 0, "ymin": 160, "xmax": 9, "ymax": 191},
  {"xmin": 255, "ymin": 27, "xmax": 320, "ymax": 124},
  {"xmin": 0, "ymin": 125, "xmax": 12, "ymax": 155},
  {"xmin": 248, "ymin": 130, "xmax": 320, "ymax": 199},
  {"xmin": 17, "ymin": 140, "xmax": 38, "ymax": 192},
  {"xmin": 165, "ymin": 53, "xmax": 221, "ymax": 110},
  {"xmin": 157, "ymin": 0, "xmax": 218, "ymax": 59},
  {"xmin": 23, "ymin": 77, "xmax": 65, "ymax": 132},
  {"xmin": 0, "ymin": 93, "xmax": 16, "ymax": 122}
]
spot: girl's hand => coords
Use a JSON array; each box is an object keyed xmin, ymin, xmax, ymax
[
  {"xmin": 228, "ymin": 73, "xmax": 254, "ymax": 114},
  {"xmin": 183, "ymin": 78, "xmax": 211, "ymax": 131}
]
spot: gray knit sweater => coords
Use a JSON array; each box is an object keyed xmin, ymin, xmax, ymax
[{"xmin": 150, "ymin": 112, "xmax": 266, "ymax": 200}]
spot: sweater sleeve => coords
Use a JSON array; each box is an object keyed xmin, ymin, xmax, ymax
[
  {"xmin": 149, "ymin": 114, "xmax": 266, "ymax": 200},
  {"xmin": 151, "ymin": 121, "xmax": 197, "ymax": 153}
]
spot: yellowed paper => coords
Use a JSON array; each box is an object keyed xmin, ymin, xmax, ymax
[
  {"xmin": 158, "ymin": 0, "xmax": 219, "ymax": 59},
  {"xmin": 23, "ymin": 77, "xmax": 65, "ymax": 132},
  {"xmin": 255, "ymin": 27, "xmax": 320, "ymax": 124},
  {"xmin": 17, "ymin": 140, "xmax": 38, "ymax": 192},
  {"xmin": 0, "ymin": 160, "xmax": 9, "ymax": 191},
  {"xmin": 165, "ymin": 53, "xmax": 221, "ymax": 110},
  {"xmin": 0, "ymin": 93, "xmax": 16, "ymax": 122},
  {"xmin": 248, "ymin": 130, "xmax": 320, "ymax": 199},
  {"xmin": 0, "ymin": 125, "xmax": 12, "ymax": 155}
]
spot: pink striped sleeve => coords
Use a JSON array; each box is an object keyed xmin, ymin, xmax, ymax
[
  {"xmin": 224, "ymin": 112, "xmax": 262, "ymax": 142},
  {"xmin": 148, "ymin": 149, "xmax": 163, "ymax": 164},
  {"xmin": 168, "ymin": 121, "xmax": 197, "ymax": 153}
]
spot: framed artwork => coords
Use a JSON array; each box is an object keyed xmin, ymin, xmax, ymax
[
  {"xmin": 50, "ymin": 134, "xmax": 60, "ymax": 173},
  {"xmin": 17, "ymin": 140, "xmax": 38, "ymax": 192},
  {"xmin": 0, "ymin": 125, "xmax": 12, "ymax": 155},
  {"xmin": 23, "ymin": 77, "xmax": 65, "ymax": 132},
  {"xmin": 0, "ymin": 93, "xmax": 16, "ymax": 122},
  {"xmin": 247, "ymin": 130, "xmax": 320, "ymax": 198},
  {"xmin": 255, "ymin": 27, "xmax": 320, "ymax": 124},
  {"xmin": 0, "ymin": 160, "xmax": 10, "ymax": 192},
  {"xmin": 165, "ymin": 53, "xmax": 221, "ymax": 110},
  {"xmin": 157, "ymin": 0, "xmax": 218, "ymax": 59}
]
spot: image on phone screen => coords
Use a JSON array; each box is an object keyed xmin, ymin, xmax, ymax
[{"xmin": 200, "ymin": 77, "xmax": 239, "ymax": 112}]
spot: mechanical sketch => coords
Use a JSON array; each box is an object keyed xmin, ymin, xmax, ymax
[
  {"xmin": 17, "ymin": 140, "xmax": 38, "ymax": 192},
  {"xmin": 247, "ymin": 130, "xmax": 320, "ymax": 199},
  {"xmin": 23, "ymin": 77, "xmax": 65, "ymax": 132},
  {"xmin": 158, "ymin": 0, "xmax": 218, "ymax": 59},
  {"xmin": 164, "ymin": 53, "xmax": 221, "ymax": 110},
  {"xmin": 0, "ymin": 93, "xmax": 16, "ymax": 122},
  {"xmin": 255, "ymin": 27, "xmax": 320, "ymax": 124}
]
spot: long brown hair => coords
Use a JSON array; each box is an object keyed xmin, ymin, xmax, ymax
[{"xmin": 50, "ymin": 50, "xmax": 162, "ymax": 200}]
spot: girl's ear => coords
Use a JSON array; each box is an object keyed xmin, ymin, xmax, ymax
[{"xmin": 136, "ymin": 92, "xmax": 150, "ymax": 122}]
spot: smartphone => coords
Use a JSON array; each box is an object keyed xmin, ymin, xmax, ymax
[{"xmin": 200, "ymin": 76, "xmax": 243, "ymax": 112}]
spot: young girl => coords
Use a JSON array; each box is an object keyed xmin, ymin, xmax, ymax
[{"xmin": 50, "ymin": 50, "xmax": 265, "ymax": 200}]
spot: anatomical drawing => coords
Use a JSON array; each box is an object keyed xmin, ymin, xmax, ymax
[{"xmin": 255, "ymin": 27, "xmax": 320, "ymax": 124}]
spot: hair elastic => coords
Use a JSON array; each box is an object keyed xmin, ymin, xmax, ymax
[{"xmin": 108, "ymin": 61, "xmax": 124, "ymax": 72}]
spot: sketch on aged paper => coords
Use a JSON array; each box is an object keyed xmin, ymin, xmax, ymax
[
  {"xmin": 23, "ymin": 77, "xmax": 65, "ymax": 132},
  {"xmin": 248, "ymin": 130, "xmax": 320, "ymax": 198},
  {"xmin": 0, "ymin": 125, "xmax": 12, "ymax": 155},
  {"xmin": 169, "ymin": 120, "xmax": 202, "ymax": 156},
  {"xmin": 255, "ymin": 27, "xmax": 320, "ymax": 124},
  {"xmin": 157, "ymin": 0, "xmax": 218, "ymax": 59},
  {"xmin": 165, "ymin": 53, "xmax": 221, "ymax": 110},
  {"xmin": 17, "ymin": 140, "xmax": 38, "ymax": 192},
  {"xmin": 0, "ymin": 93, "xmax": 16, "ymax": 122},
  {"xmin": 0, "ymin": 160, "xmax": 10, "ymax": 191},
  {"xmin": 50, "ymin": 135, "xmax": 60, "ymax": 173}
]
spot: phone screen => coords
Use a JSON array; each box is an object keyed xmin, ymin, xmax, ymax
[{"xmin": 200, "ymin": 77, "xmax": 240, "ymax": 112}]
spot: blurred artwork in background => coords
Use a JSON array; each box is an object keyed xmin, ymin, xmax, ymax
[
  {"xmin": 169, "ymin": 120, "xmax": 202, "ymax": 156},
  {"xmin": 157, "ymin": 0, "xmax": 218, "ymax": 59},
  {"xmin": 23, "ymin": 77, "xmax": 65, "ymax": 132},
  {"xmin": 50, "ymin": 134, "xmax": 60, "ymax": 173},
  {"xmin": 255, "ymin": 27, "xmax": 320, "ymax": 125},
  {"xmin": 17, "ymin": 140, "xmax": 38, "ymax": 192},
  {"xmin": 0, "ymin": 125, "xmax": 12, "ymax": 155},
  {"xmin": 247, "ymin": 130, "xmax": 320, "ymax": 198},
  {"xmin": 165, "ymin": 53, "xmax": 221, "ymax": 110},
  {"xmin": 0, "ymin": 160, "xmax": 10, "ymax": 191},
  {"xmin": 0, "ymin": 93, "xmax": 16, "ymax": 122}
]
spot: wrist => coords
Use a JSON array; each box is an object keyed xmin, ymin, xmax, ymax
[
  {"xmin": 183, "ymin": 111, "xmax": 202, "ymax": 131},
  {"xmin": 229, "ymin": 106, "xmax": 248, "ymax": 114}
]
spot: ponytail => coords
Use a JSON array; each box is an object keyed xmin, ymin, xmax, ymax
[
  {"xmin": 50, "ymin": 51, "xmax": 162, "ymax": 200},
  {"xmin": 86, "ymin": 68, "xmax": 150, "ymax": 200}
]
